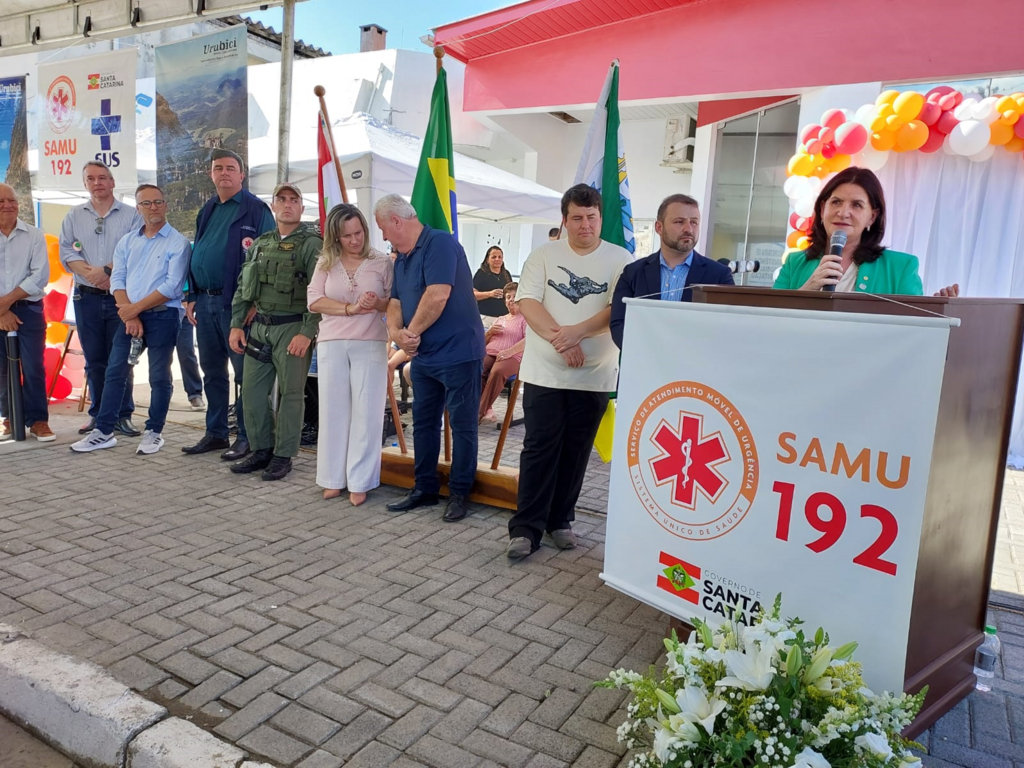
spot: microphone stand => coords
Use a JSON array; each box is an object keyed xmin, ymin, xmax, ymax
[{"xmin": 5, "ymin": 331, "xmax": 27, "ymax": 441}]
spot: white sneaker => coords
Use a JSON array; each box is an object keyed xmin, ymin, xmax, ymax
[
  {"xmin": 189, "ymin": 396, "xmax": 206, "ymax": 411},
  {"xmin": 70, "ymin": 429, "xmax": 117, "ymax": 453},
  {"xmin": 137, "ymin": 430, "xmax": 164, "ymax": 455}
]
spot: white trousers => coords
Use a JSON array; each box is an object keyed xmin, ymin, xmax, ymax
[{"xmin": 316, "ymin": 339, "xmax": 388, "ymax": 492}]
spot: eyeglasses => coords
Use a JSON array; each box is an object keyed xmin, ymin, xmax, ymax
[
  {"xmin": 138, "ymin": 200, "xmax": 166, "ymax": 209},
  {"xmin": 94, "ymin": 217, "xmax": 104, "ymax": 234}
]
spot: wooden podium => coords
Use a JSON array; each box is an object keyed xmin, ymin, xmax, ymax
[{"xmin": 690, "ymin": 285, "xmax": 1024, "ymax": 736}]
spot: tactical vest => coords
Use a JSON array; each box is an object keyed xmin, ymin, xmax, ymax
[{"xmin": 238, "ymin": 222, "xmax": 320, "ymax": 313}]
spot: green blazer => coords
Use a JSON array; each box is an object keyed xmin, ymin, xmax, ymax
[{"xmin": 773, "ymin": 248, "xmax": 924, "ymax": 296}]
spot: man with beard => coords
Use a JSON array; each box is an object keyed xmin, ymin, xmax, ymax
[{"xmin": 610, "ymin": 194, "xmax": 734, "ymax": 349}]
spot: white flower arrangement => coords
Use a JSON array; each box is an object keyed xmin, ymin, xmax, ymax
[{"xmin": 598, "ymin": 595, "xmax": 926, "ymax": 768}]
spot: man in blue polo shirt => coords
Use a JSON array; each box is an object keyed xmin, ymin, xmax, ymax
[
  {"xmin": 376, "ymin": 194, "xmax": 485, "ymax": 523},
  {"xmin": 182, "ymin": 149, "xmax": 275, "ymax": 461}
]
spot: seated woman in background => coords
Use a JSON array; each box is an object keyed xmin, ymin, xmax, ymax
[
  {"xmin": 479, "ymin": 282, "xmax": 526, "ymax": 423},
  {"xmin": 473, "ymin": 246, "xmax": 513, "ymax": 326},
  {"xmin": 773, "ymin": 166, "xmax": 958, "ymax": 297}
]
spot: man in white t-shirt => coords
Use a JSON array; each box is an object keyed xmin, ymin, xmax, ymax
[{"xmin": 507, "ymin": 184, "xmax": 630, "ymax": 559}]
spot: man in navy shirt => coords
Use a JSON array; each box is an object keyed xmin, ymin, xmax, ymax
[{"xmin": 376, "ymin": 194, "xmax": 485, "ymax": 523}]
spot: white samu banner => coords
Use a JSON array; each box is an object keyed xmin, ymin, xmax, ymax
[
  {"xmin": 602, "ymin": 300, "xmax": 953, "ymax": 694},
  {"xmin": 38, "ymin": 49, "xmax": 137, "ymax": 191}
]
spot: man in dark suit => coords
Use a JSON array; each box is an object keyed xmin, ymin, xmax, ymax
[{"xmin": 610, "ymin": 193, "xmax": 734, "ymax": 349}]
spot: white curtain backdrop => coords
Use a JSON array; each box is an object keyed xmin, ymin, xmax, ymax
[{"xmin": 874, "ymin": 150, "xmax": 1024, "ymax": 464}]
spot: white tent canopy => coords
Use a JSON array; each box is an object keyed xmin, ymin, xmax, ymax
[{"xmin": 247, "ymin": 111, "xmax": 562, "ymax": 227}]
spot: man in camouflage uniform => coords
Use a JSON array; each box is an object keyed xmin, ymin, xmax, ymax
[{"xmin": 227, "ymin": 183, "xmax": 322, "ymax": 480}]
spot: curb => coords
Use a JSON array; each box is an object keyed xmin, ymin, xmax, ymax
[{"xmin": 0, "ymin": 625, "xmax": 275, "ymax": 768}]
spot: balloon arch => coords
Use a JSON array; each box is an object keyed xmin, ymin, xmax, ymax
[
  {"xmin": 783, "ymin": 87, "xmax": 1024, "ymax": 252},
  {"xmin": 40, "ymin": 235, "xmax": 83, "ymax": 401}
]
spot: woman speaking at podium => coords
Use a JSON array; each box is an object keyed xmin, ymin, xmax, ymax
[{"xmin": 773, "ymin": 167, "xmax": 958, "ymax": 297}]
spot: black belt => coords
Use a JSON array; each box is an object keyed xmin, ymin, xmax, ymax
[
  {"xmin": 11, "ymin": 300, "xmax": 40, "ymax": 308},
  {"xmin": 76, "ymin": 285, "xmax": 108, "ymax": 296},
  {"xmin": 254, "ymin": 313, "xmax": 303, "ymax": 326},
  {"xmin": 195, "ymin": 288, "xmax": 223, "ymax": 296}
]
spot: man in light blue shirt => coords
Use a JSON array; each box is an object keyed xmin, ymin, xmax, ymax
[
  {"xmin": 0, "ymin": 183, "xmax": 53, "ymax": 442},
  {"xmin": 59, "ymin": 160, "xmax": 145, "ymax": 437},
  {"xmin": 71, "ymin": 184, "xmax": 190, "ymax": 456}
]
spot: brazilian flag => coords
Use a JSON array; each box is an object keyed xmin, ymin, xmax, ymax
[{"xmin": 410, "ymin": 67, "xmax": 457, "ymax": 238}]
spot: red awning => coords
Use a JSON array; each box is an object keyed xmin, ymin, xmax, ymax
[{"xmin": 434, "ymin": 0, "xmax": 694, "ymax": 63}]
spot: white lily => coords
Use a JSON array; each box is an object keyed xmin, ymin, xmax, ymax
[
  {"xmin": 855, "ymin": 732, "xmax": 894, "ymax": 760},
  {"xmin": 665, "ymin": 714, "xmax": 703, "ymax": 744},
  {"xmin": 791, "ymin": 746, "xmax": 831, "ymax": 768},
  {"xmin": 897, "ymin": 755, "xmax": 922, "ymax": 767},
  {"xmin": 674, "ymin": 686, "xmax": 727, "ymax": 735},
  {"xmin": 803, "ymin": 647, "xmax": 834, "ymax": 684},
  {"xmin": 812, "ymin": 676, "xmax": 843, "ymax": 695},
  {"xmin": 652, "ymin": 725, "xmax": 677, "ymax": 763},
  {"xmin": 717, "ymin": 641, "xmax": 776, "ymax": 691}
]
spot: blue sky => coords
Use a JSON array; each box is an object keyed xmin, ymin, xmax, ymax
[{"xmin": 246, "ymin": 0, "xmax": 509, "ymax": 55}]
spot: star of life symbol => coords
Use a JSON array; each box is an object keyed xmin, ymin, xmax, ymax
[
  {"xmin": 650, "ymin": 411, "xmax": 729, "ymax": 510},
  {"xmin": 46, "ymin": 76, "xmax": 76, "ymax": 134}
]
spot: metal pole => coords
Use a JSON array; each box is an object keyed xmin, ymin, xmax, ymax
[
  {"xmin": 276, "ymin": 0, "xmax": 296, "ymax": 184},
  {"xmin": 739, "ymin": 110, "xmax": 762, "ymax": 287},
  {"xmin": 5, "ymin": 332, "xmax": 26, "ymax": 442}
]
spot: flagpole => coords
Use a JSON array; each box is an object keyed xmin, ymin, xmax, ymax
[
  {"xmin": 313, "ymin": 85, "xmax": 349, "ymax": 204},
  {"xmin": 434, "ymin": 45, "xmax": 444, "ymax": 76}
]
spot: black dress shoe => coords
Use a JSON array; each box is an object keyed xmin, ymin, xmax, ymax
[
  {"xmin": 181, "ymin": 435, "xmax": 231, "ymax": 454},
  {"xmin": 78, "ymin": 418, "xmax": 97, "ymax": 435},
  {"xmin": 386, "ymin": 489, "xmax": 440, "ymax": 512},
  {"xmin": 443, "ymin": 494, "xmax": 469, "ymax": 522},
  {"xmin": 261, "ymin": 456, "xmax": 292, "ymax": 481},
  {"xmin": 221, "ymin": 438, "xmax": 250, "ymax": 461},
  {"xmin": 230, "ymin": 448, "xmax": 273, "ymax": 474},
  {"xmin": 114, "ymin": 418, "xmax": 141, "ymax": 437}
]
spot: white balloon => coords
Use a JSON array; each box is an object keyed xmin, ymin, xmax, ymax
[
  {"xmin": 948, "ymin": 120, "xmax": 991, "ymax": 155},
  {"xmin": 969, "ymin": 144, "xmax": 996, "ymax": 163},
  {"xmin": 855, "ymin": 103, "xmax": 876, "ymax": 127},
  {"xmin": 806, "ymin": 177, "xmax": 824, "ymax": 195},
  {"xmin": 942, "ymin": 133, "xmax": 958, "ymax": 155},
  {"xmin": 795, "ymin": 195, "xmax": 816, "ymax": 218},
  {"xmin": 855, "ymin": 145, "xmax": 888, "ymax": 171},
  {"xmin": 974, "ymin": 96, "xmax": 1000, "ymax": 124},
  {"xmin": 954, "ymin": 98, "xmax": 978, "ymax": 122},
  {"xmin": 783, "ymin": 176, "xmax": 810, "ymax": 200}
]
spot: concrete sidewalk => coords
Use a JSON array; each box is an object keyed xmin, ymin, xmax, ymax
[{"xmin": 1, "ymin": 411, "xmax": 1023, "ymax": 767}]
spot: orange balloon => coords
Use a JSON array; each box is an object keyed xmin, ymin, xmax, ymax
[
  {"xmin": 1004, "ymin": 136, "xmax": 1024, "ymax": 153},
  {"xmin": 811, "ymin": 165, "xmax": 830, "ymax": 178},
  {"xmin": 829, "ymin": 153, "xmax": 853, "ymax": 173},
  {"xmin": 787, "ymin": 230, "xmax": 802, "ymax": 248},
  {"xmin": 997, "ymin": 95, "xmax": 1018, "ymax": 113},
  {"xmin": 1000, "ymin": 110, "xmax": 1020, "ymax": 125},
  {"xmin": 896, "ymin": 120, "xmax": 929, "ymax": 151},
  {"xmin": 885, "ymin": 114, "xmax": 904, "ymax": 131},
  {"xmin": 877, "ymin": 103, "xmax": 896, "ymax": 119},
  {"xmin": 990, "ymin": 120, "xmax": 1015, "ymax": 146},
  {"xmin": 788, "ymin": 153, "xmax": 815, "ymax": 176},
  {"xmin": 45, "ymin": 234, "xmax": 66, "ymax": 279},
  {"xmin": 46, "ymin": 322, "xmax": 69, "ymax": 344},
  {"xmin": 871, "ymin": 130, "xmax": 897, "ymax": 151}
]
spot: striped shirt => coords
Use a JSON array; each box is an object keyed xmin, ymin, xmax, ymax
[
  {"xmin": 0, "ymin": 219, "xmax": 49, "ymax": 301},
  {"xmin": 484, "ymin": 312, "xmax": 527, "ymax": 362},
  {"xmin": 59, "ymin": 199, "xmax": 144, "ymax": 287},
  {"xmin": 659, "ymin": 252, "xmax": 693, "ymax": 300}
]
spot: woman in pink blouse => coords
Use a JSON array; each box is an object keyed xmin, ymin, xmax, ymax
[
  {"xmin": 308, "ymin": 204, "xmax": 393, "ymax": 505},
  {"xmin": 479, "ymin": 282, "xmax": 527, "ymax": 423}
]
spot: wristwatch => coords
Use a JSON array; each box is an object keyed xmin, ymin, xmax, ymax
[{"xmin": 103, "ymin": 266, "xmax": 112, "ymax": 276}]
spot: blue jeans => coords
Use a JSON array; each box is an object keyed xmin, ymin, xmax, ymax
[
  {"xmin": 97, "ymin": 309, "xmax": 180, "ymax": 435},
  {"xmin": 194, "ymin": 292, "xmax": 245, "ymax": 440},
  {"xmin": 176, "ymin": 322, "xmax": 203, "ymax": 398},
  {"xmin": 409, "ymin": 358, "xmax": 482, "ymax": 496},
  {"xmin": 0, "ymin": 302, "xmax": 48, "ymax": 426},
  {"xmin": 75, "ymin": 289, "xmax": 134, "ymax": 420}
]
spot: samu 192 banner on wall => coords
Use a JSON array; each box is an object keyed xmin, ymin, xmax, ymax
[
  {"xmin": 155, "ymin": 25, "xmax": 247, "ymax": 238},
  {"xmin": 602, "ymin": 300, "xmax": 952, "ymax": 695},
  {"xmin": 0, "ymin": 76, "xmax": 33, "ymax": 225},
  {"xmin": 37, "ymin": 49, "xmax": 137, "ymax": 191}
]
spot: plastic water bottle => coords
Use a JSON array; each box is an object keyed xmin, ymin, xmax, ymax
[
  {"xmin": 127, "ymin": 337, "xmax": 145, "ymax": 367},
  {"xmin": 974, "ymin": 625, "xmax": 1000, "ymax": 691}
]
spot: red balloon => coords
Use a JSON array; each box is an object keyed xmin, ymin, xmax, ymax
[
  {"xmin": 919, "ymin": 127, "xmax": 946, "ymax": 153},
  {"xmin": 789, "ymin": 212, "xmax": 801, "ymax": 229},
  {"xmin": 926, "ymin": 85, "xmax": 955, "ymax": 104},
  {"xmin": 833, "ymin": 122, "xmax": 868, "ymax": 154},
  {"xmin": 1015, "ymin": 120, "xmax": 1024, "ymax": 140},
  {"xmin": 799, "ymin": 123, "xmax": 823, "ymax": 146},
  {"xmin": 42, "ymin": 290, "xmax": 68, "ymax": 324},
  {"xmin": 817, "ymin": 126, "xmax": 834, "ymax": 144},
  {"xmin": 821, "ymin": 142, "xmax": 837, "ymax": 159},
  {"xmin": 821, "ymin": 108, "xmax": 846, "ymax": 131},
  {"xmin": 936, "ymin": 111, "xmax": 959, "ymax": 135},
  {"xmin": 796, "ymin": 216, "xmax": 813, "ymax": 232},
  {"xmin": 938, "ymin": 93, "xmax": 960, "ymax": 112},
  {"xmin": 51, "ymin": 376, "xmax": 72, "ymax": 401},
  {"xmin": 43, "ymin": 347, "xmax": 60, "ymax": 379},
  {"xmin": 806, "ymin": 138, "xmax": 824, "ymax": 155},
  {"xmin": 918, "ymin": 102, "xmax": 941, "ymax": 126}
]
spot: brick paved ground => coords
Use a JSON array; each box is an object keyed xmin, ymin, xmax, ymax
[{"xmin": 1, "ymin": 400, "xmax": 1023, "ymax": 767}]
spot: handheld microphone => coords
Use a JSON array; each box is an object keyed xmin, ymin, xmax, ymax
[{"xmin": 822, "ymin": 230, "xmax": 847, "ymax": 292}]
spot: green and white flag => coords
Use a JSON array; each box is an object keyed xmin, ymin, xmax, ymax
[{"xmin": 573, "ymin": 60, "xmax": 635, "ymax": 254}]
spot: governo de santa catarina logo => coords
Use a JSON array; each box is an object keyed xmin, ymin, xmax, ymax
[{"xmin": 628, "ymin": 381, "xmax": 758, "ymax": 541}]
